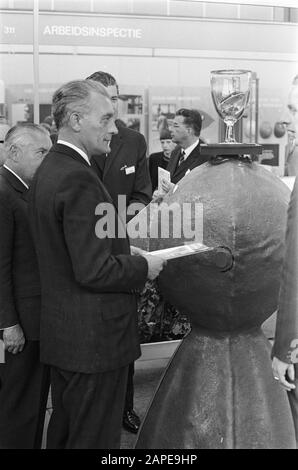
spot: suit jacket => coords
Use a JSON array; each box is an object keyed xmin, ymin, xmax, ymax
[
  {"xmin": 148, "ymin": 151, "xmax": 170, "ymax": 192},
  {"xmin": 28, "ymin": 143, "xmax": 148, "ymax": 374},
  {"xmin": 273, "ymin": 178, "xmax": 298, "ymax": 365},
  {"xmin": 92, "ymin": 125, "xmax": 152, "ymax": 220},
  {"xmin": 0, "ymin": 166, "xmax": 41, "ymax": 340},
  {"xmin": 167, "ymin": 142, "xmax": 209, "ymax": 184}
]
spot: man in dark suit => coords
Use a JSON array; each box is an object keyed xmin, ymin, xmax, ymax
[
  {"xmin": 154, "ymin": 109, "xmax": 209, "ymax": 198},
  {"xmin": 86, "ymin": 71, "xmax": 152, "ymax": 433},
  {"xmin": 0, "ymin": 122, "xmax": 52, "ymax": 448},
  {"xmin": 272, "ymin": 178, "xmax": 298, "ymax": 446},
  {"xmin": 28, "ymin": 79, "xmax": 165, "ymax": 449},
  {"xmin": 167, "ymin": 108, "xmax": 209, "ymax": 184}
]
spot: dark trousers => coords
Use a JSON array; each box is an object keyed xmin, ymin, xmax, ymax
[
  {"xmin": 0, "ymin": 340, "xmax": 50, "ymax": 449},
  {"xmin": 124, "ymin": 362, "xmax": 135, "ymax": 412},
  {"xmin": 47, "ymin": 364, "xmax": 129, "ymax": 449}
]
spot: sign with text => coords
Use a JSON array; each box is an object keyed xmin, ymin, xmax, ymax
[{"xmin": 0, "ymin": 12, "xmax": 298, "ymax": 54}]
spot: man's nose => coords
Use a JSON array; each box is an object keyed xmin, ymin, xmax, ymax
[
  {"xmin": 280, "ymin": 107, "xmax": 293, "ymax": 126},
  {"xmin": 110, "ymin": 120, "xmax": 118, "ymax": 135}
]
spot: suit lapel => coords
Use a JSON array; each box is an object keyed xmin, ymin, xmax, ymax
[
  {"xmin": 167, "ymin": 146, "xmax": 181, "ymax": 178},
  {"xmin": 171, "ymin": 143, "xmax": 203, "ymax": 181},
  {"xmin": 103, "ymin": 131, "xmax": 123, "ymax": 178},
  {"xmin": 0, "ymin": 166, "xmax": 28, "ymax": 195}
]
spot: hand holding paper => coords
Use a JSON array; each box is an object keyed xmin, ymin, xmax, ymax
[
  {"xmin": 161, "ymin": 178, "xmax": 175, "ymax": 193},
  {"xmin": 130, "ymin": 245, "xmax": 147, "ymax": 256},
  {"xmin": 158, "ymin": 167, "xmax": 171, "ymax": 193},
  {"xmin": 143, "ymin": 254, "xmax": 167, "ymax": 280}
]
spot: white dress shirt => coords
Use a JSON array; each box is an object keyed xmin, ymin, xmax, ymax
[
  {"xmin": 3, "ymin": 164, "xmax": 29, "ymax": 189},
  {"xmin": 182, "ymin": 139, "xmax": 200, "ymax": 161}
]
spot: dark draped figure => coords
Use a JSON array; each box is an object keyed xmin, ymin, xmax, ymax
[{"xmin": 135, "ymin": 159, "xmax": 296, "ymax": 449}]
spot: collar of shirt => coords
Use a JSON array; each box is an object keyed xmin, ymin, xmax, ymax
[
  {"xmin": 183, "ymin": 139, "xmax": 200, "ymax": 159},
  {"xmin": 3, "ymin": 164, "xmax": 29, "ymax": 189},
  {"xmin": 57, "ymin": 139, "xmax": 91, "ymax": 166}
]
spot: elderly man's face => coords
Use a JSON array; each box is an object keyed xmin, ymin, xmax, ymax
[
  {"xmin": 79, "ymin": 92, "xmax": 118, "ymax": 156},
  {"xmin": 20, "ymin": 131, "xmax": 52, "ymax": 181}
]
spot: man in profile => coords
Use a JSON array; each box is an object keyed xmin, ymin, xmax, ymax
[
  {"xmin": 29, "ymin": 79, "xmax": 165, "ymax": 448},
  {"xmin": 0, "ymin": 122, "xmax": 52, "ymax": 448}
]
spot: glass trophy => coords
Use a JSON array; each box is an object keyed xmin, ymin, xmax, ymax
[
  {"xmin": 201, "ymin": 69, "xmax": 262, "ymax": 157},
  {"xmin": 211, "ymin": 69, "xmax": 251, "ymax": 143}
]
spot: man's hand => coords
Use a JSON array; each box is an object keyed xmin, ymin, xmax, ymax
[
  {"xmin": 152, "ymin": 180, "xmax": 175, "ymax": 203},
  {"xmin": 152, "ymin": 189, "xmax": 164, "ymax": 204},
  {"xmin": 143, "ymin": 254, "xmax": 166, "ymax": 280},
  {"xmin": 161, "ymin": 179, "xmax": 175, "ymax": 194},
  {"xmin": 272, "ymin": 356, "xmax": 296, "ymax": 392},
  {"xmin": 3, "ymin": 324, "xmax": 25, "ymax": 354},
  {"xmin": 130, "ymin": 245, "xmax": 147, "ymax": 256}
]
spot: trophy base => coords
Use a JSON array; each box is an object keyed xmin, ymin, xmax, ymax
[{"xmin": 201, "ymin": 143, "xmax": 262, "ymax": 156}]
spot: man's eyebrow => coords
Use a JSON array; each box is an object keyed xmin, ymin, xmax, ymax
[{"xmin": 102, "ymin": 113, "xmax": 114, "ymax": 119}]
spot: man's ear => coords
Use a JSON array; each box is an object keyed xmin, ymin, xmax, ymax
[
  {"xmin": 69, "ymin": 112, "xmax": 82, "ymax": 132},
  {"xmin": 9, "ymin": 144, "xmax": 22, "ymax": 163}
]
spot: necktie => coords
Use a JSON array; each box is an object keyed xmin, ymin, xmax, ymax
[{"xmin": 178, "ymin": 149, "xmax": 185, "ymax": 167}]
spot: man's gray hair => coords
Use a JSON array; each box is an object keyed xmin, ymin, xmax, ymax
[
  {"xmin": 52, "ymin": 79, "xmax": 109, "ymax": 130},
  {"xmin": 4, "ymin": 122, "xmax": 49, "ymax": 150}
]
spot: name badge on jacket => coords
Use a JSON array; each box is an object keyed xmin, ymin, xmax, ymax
[{"xmin": 125, "ymin": 166, "xmax": 135, "ymax": 175}]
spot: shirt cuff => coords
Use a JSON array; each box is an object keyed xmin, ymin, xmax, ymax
[{"xmin": 0, "ymin": 324, "xmax": 18, "ymax": 331}]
